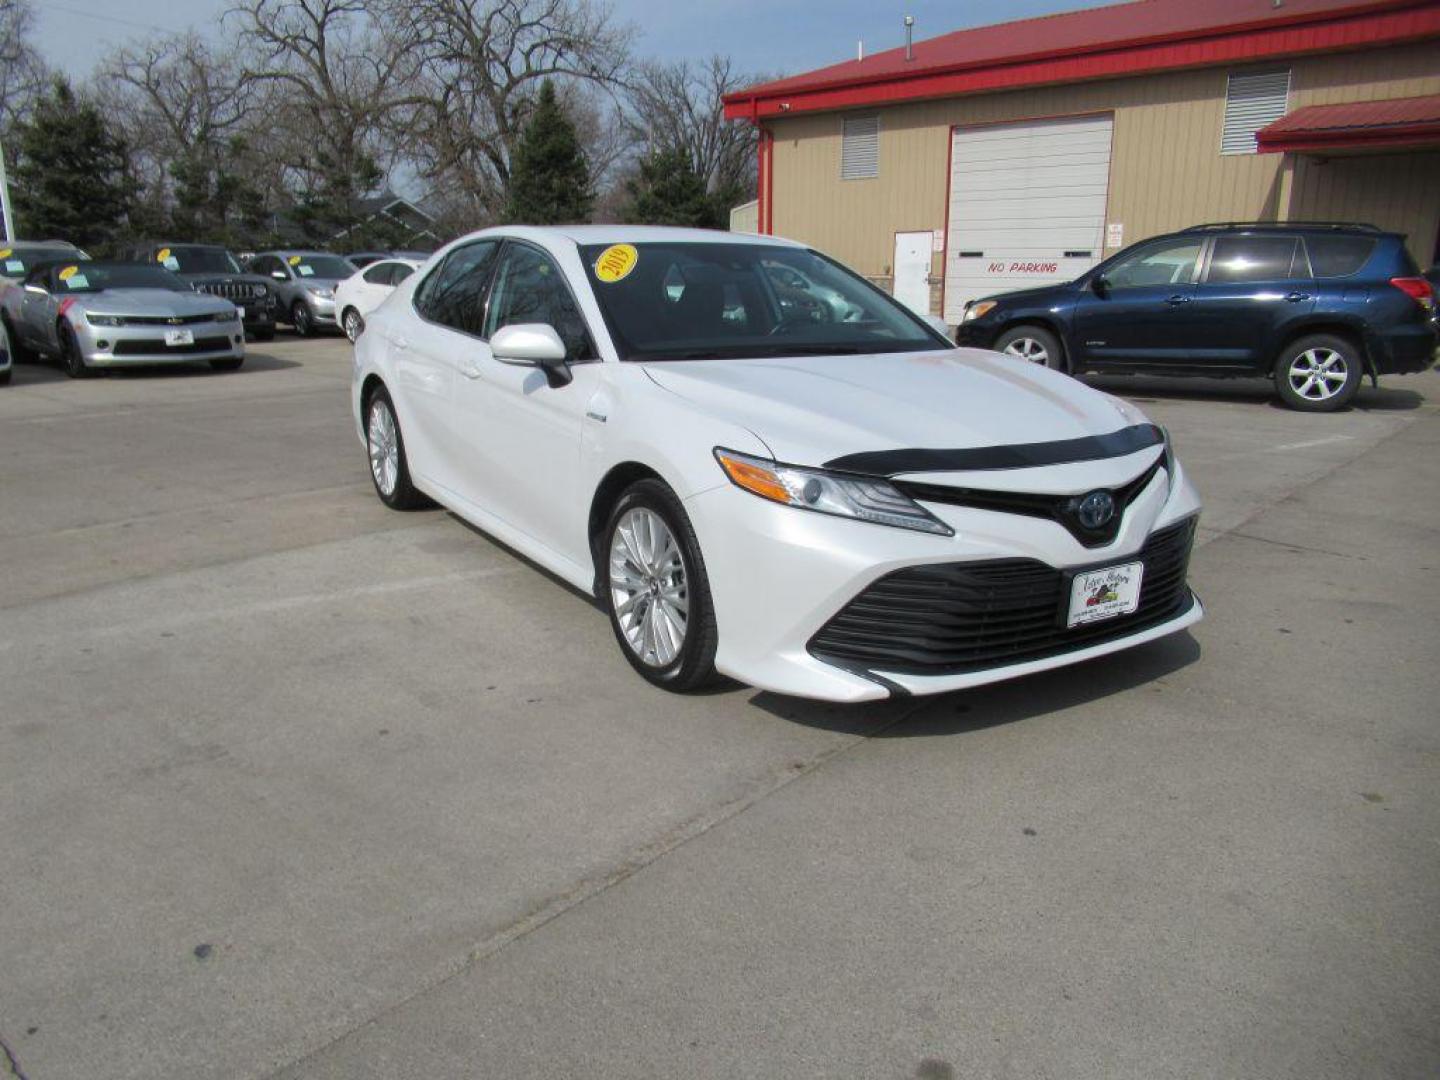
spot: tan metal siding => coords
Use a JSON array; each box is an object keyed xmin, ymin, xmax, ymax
[{"xmin": 768, "ymin": 41, "xmax": 1440, "ymax": 292}]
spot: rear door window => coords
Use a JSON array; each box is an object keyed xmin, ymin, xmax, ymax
[
  {"xmin": 1304, "ymin": 236, "xmax": 1376, "ymax": 278},
  {"xmin": 363, "ymin": 264, "xmax": 392, "ymax": 285},
  {"xmin": 1206, "ymin": 236, "xmax": 1302, "ymax": 283},
  {"xmin": 414, "ymin": 241, "xmax": 500, "ymax": 335}
]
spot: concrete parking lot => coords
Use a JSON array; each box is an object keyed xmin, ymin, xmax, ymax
[{"xmin": 1, "ymin": 339, "xmax": 1436, "ymax": 1080}]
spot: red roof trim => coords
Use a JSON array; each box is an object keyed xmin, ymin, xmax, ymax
[
  {"xmin": 1256, "ymin": 91, "xmax": 1440, "ymax": 151},
  {"xmin": 723, "ymin": 2, "xmax": 1440, "ymax": 120}
]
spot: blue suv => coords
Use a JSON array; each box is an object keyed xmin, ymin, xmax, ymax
[{"xmin": 956, "ymin": 223, "xmax": 1437, "ymax": 412}]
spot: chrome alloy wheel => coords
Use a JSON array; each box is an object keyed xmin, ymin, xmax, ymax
[
  {"xmin": 367, "ymin": 398, "xmax": 399, "ymax": 497},
  {"xmin": 343, "ymin": 309, "xmax": 362, "ymax": 343},
  {"xmin": 1003, "ymin": 336, "xmax": 1049, "ymax": 365},
  {"xmin": 609, "ymin": 507, "xmax": 688, "ymax": 668},
  {"xmin": 1287, "ymin": 347, "xmax": 1348, "ymax": 402}
]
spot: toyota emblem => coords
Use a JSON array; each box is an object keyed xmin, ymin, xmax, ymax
[{"xmin": 1076, "ymin": 490, "xmax": 1116, "ymax": 530}]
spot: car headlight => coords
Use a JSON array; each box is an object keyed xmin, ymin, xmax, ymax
[
  {"xmin": 307, "ymin": 286, "xmax": 334, "ymax": 299},
  {"xmin": 961, "ymin": 300, "xmax": 997, "ymax": 323},
  {"xmin": 714, "ymin": 448, "xmax": 953, "ymax": 536},
  {"xmin": 213, "ymin": 309, "xmax": 239, "ymax": 323},
  {"xmin": 85, "ymin": 313, "xmax": 124, "ymax": 326},
  {"xmin": 1160, "ymin": 426, "xmax": 1178, "ymax": 497}
]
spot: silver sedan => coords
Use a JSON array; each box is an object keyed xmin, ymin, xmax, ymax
[{"xmin": 1, "ymin": 261, "xmax": 245, "ymax": 377}]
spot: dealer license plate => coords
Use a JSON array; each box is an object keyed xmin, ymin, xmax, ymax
[
  {"xmin": 1067, "ymin": 561, "xmax": 1143, "ymax": 628},
  {"xmin": 164, "ymin": 329, "xmax": 194, "ymax": 347}
]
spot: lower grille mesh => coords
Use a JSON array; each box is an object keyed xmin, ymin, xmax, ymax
[{"xmin": 809, "ymin": 518, "xmax": 1196, "ymax": 676}]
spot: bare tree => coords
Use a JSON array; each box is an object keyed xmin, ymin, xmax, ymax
[
  {"xmin": 103, "ymin": 35, "xmax": 270, "ymax": 240},
  {"xmin": 622, "ymin": 56, "xmax": 767, "ymax": 205},
  {"xmin": 0, "ymin": 0, "xmax": 48, "ymax": 130},
  {"xmin": 227, "ymin": 0, "xmax": 424, "ymax": 240},
  {"xmin": 388, "ymin": 0, "xmax": 633, "ymax": 223}
]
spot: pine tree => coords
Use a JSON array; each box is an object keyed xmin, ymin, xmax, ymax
[
  {"xmin": 11, "ymin": 78, "xmax": 135, "ymax": 251},
  {"xmin": 621, "ymin": 148, "xmax": 728, "ymax": 229},
  {"xmin": 504, "ymin": 80, "xmax": 592, "ymax": 225}
]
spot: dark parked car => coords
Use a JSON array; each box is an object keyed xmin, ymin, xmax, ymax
[
  {"xmin": 956, "ymin": 223, "xmax": 1437, "ymax": 412},
  {"xmin": 123, "ymin": 242, "xmax": 278, "ymax": 340}
]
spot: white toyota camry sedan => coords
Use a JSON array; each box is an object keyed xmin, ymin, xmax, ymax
[{"xmin": 351, "ymin": 226, "xmax": 1203, "ymax": 702}]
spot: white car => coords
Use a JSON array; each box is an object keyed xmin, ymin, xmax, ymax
[
  {"xmin": 335, "ymin": 258, "xmax": 423, "ymax": 342},
  {"xmin": 352, "ymin": 226, "xmax": 1203, "ymax": 702}
]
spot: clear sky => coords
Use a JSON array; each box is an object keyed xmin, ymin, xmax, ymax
[{"xmin": 38, "ymin": 0, "xmax": 1097, "ymax": 83}]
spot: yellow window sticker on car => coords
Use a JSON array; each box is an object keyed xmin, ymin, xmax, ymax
[
  {"xmin": 157, "ymin": 248, "xmax": 171, "ymax": 262},
  {"xmin": 594, "ymin": 244, "xmax": 638, "ymax": 283},
  {"xmin": 288, "ymin": 255, "xmax": 303, "ymax": 266},
  {"xmin": 58, "ymin": 265, "xmax": 80, "ymax": 281},
  {"xmin": 0, "ymin": 248, "xmax": 11, "ymax": 259}
]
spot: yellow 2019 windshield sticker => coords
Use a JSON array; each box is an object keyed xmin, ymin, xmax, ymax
[
  {"xmin": 594, "ymin": 244, "xmax": 637, "ymax": 283},
  {"xmin": 288, "ymin": 255, "xmax": 303, "ymax": 266},
  {"xmin": 0, "ymin": 248, "xmax": 11, "ymax": 259},
  {"xmin": 58, "ymin": 265, "xmax": 80, "ymax": 281},
  {"xmin": 157, "ymin": 248, "xmax": 171, "ymax": 263}
]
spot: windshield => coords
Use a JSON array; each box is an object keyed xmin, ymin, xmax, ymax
[
  {"xmin": 579, "ymin": 242, "xmax": 947, "ymax": 361},
  {"xmin": 285, "ymin": 254, "xmax": 355, "ymax": 279},
  {"xmin": 52, "ymin": 263, "xmax": 187, "ymax": 293},
  {"xmin": 158, "ymin": 246, "xmax": 241, "ymax": 275},
  {"xmin": 1, "ymin": 245, "xmax": 86, "ymax": 281}
]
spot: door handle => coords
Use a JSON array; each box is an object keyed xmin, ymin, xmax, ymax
[
  {"xmin": 389, "ymin": 335, "xmax": 409, "ymax": 351},
  {"xmin": 1165, "ymin": 294, "xmax": 1190, "ymax": 306},
  {"xmin": 1284, "ymin": 292, "xmax": 1311, "ymax": 303}
]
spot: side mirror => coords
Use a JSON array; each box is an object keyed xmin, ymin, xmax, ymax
[
  {"xmin": 1090, "ymin": 274, "xmax": 1110, "ymax": 297},
  {"xmin": 491, "ymin": 323, "xmax": 573, "ymax": 388}
]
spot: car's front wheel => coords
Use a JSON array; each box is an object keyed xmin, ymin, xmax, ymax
[
  {"xmin": 603, "ymin": 480, "xmax": 719, "ymax": 692},
  {"xmin": 58, "ymin": 322, "xmax": 93, "ymax": 379},
  {"xmin": 1274, "ymin": 334, "xmax": 1362, "ymax": 412},
  {"xmin": 994, "ymin": 325, "xmax": 1065, "ymax": 371},
  {"xmin": 365, "ymin": 387, "xmax": 426, "ymax": 509},
  {"xmin": 291, "ymin": 300, "xmax": 313, "ymax": 337}
]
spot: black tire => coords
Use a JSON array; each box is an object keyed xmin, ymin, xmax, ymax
[
  {"xmin": 252, "ymin": 325, "xmax": 275, "ymax": 342},
  {"xmin": 291, "ymin": 300, "xmax": 313, "ymax": 337},
  {"xmin": 0, "ymin": 369, "xmax": 11, "ymax": 385},
  {"xmin": 993, "ymin": 324, "xmax": 1066, "ymax": 371},
  {"xmin": 3, "ymin": 315, "xmax": 34, "ymax": 364},
  {"xmin": 210, "ymin": 357, "xmax": 244, "ymax": 372},
  {"xmin": 342, "ymin": 307, "xmax": 363, "ymax": 343},
  {"xmin": 363, "ymin": 386, "xmax": 427, "ymax": 510},
  {"xmin": 1274, "ymin": 334, "xmax": 1363, "ymax": 412},
  {"xmin": 58, "ymin": 322, "xmax": 94, "ymax": 378},
  {"xmin": 601, "ymin": 479, "xmax": 719, "ymax": 692}
]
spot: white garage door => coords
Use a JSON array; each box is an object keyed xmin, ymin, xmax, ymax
[{"xmin": 943, "ymin": 114, "xmax": 1113, "ymax": 323}]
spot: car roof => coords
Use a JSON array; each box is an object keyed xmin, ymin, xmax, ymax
[
  {"xmin": 475, "ymin": 225, "xmax": 805, "ymax": 249},
  {"xmin": 5, "ymin": 240, "xmax": 80, "ymax": 250},
  {"xmin": 257, "ymin": 250, "xmax": 346, "ymax": 257}
]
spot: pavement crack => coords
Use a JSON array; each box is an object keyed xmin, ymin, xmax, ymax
[
  {"xmin": 0, "ymin": 1030, "xmax": 31, "ymax": 1080},
  {"xmin": 263, "ymin": 698, "xmax": 929, "ymax": 1078}
]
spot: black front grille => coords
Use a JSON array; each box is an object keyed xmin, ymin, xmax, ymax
[
  {"xmin": 112, "ymin": 336, "xmax": 234, "ymax": 356},
  {"xmin": 197, "ymin": 282, "xmax": 266, "ymax": 301},
  {"xmin": 809, "ymin": 518, "xmax": 1197, "ymax": 676},
  {"xmin": 113, "ymin": 313, "xmax": 219, "ymax": 326}
]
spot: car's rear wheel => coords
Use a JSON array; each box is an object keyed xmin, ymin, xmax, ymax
[
  {"xmin": 603, "ymin": 480, "xmax": 719, "ymax": 692},
  {"xmin": 252, "ymin": 325, "xmax": 275, "ymax": 342},
  {"xmin": 210, "ymin": 357, "xmax": 244, "ymax": 372},
  {"xmin": 2, "ymin": 316, "xmax": 31, "ymax": 364},
  {"xmin": 994, "ymin": 325, "xmax": 1065, "ymax": 371},
  {"xmin": 58, "ymin": 322, "xmax": 93, "ymax": 378},
  {"xmin": 342, "ymin": 307, "xmax": 363, "ymax": 343},
  {"xmin": 1274, "ymin": 334, "xmax": 1362, "ymax": 412},
  {"xmin": 291, "ymin": 301, "xmax": 313, "ymax": 337},
  {"xmin": 365, "ymin": 387, "xmax": 426, "ymax": 509}
]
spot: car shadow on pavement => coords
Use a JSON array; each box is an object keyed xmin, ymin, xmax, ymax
[
  {"xmin": 754, "ymin": 631, "xmax": 1201, "ymax": 738},
  {"xmin": 6, "ymin": 354, "xmax": 302, "ymax": 383},
  {"xmin": 1082, "ymin": 373, "xmax": 1426, "ymax": 412}
]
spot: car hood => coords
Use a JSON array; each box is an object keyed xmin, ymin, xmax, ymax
[
  {"xmin": 640, "ymin": 348, "xmax": 1148, "ymax": 471},
  {"xmin": 78, "ymin": 289, "xmax": 235, "ymax": 316},
  {"xmin": 978, "ymin": 283, "xmax": 1078, "ymax": 307}
]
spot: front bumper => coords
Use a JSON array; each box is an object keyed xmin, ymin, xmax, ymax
[
  {"xmin": 685, "ymin": 453, "xmax": 1203, "ymax": 702},
  {"xmin": 302, "ymin": 296, "xmax": 338, "ymax": 327},
  {"xmin": 954, "ymin": 320, "xmax": 1000, "ymax": 349},
  {"xmin": 76, "ymin": 319, "xmax": 246, "ymax": 366}
]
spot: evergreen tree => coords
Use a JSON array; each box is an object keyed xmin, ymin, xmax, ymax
[
  {"xmin": 504, "ymin": 80, "xmax": 592, "ymax": 225},
  {"xmin": 621, "ymin": 148, "xmax": 729, "ymax": 229},
  {"xmin": 11, "ymin": 78, "xmax": 134, "ymax": 250}
]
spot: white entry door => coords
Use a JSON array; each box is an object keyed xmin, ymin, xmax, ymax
[
  {"xmin": 892, "ymin": 231, "xmax": 934, "ymax": 315},
  {"xmin": 943, "ymin": 114, "xmax": 1114, "ymax": 323}
]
